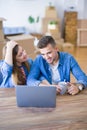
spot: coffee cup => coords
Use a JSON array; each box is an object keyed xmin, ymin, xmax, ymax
[{"xmin": 58, "ymin": 82, "xmax": 68, "ymax": 95}]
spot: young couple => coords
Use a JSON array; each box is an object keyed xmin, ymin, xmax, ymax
[{"xmin": 0, "ymin": 36, "xmax": 87, "ymax": 95}]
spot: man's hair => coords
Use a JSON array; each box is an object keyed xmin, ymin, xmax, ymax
[{"xmin": 37, "ymin": 36, "xmax": 56, "ymax": 49}]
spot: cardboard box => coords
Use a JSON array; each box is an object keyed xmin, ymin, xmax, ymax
[
  {"xmin": 48, "ymin": 28, "xmax": 60, "ymax": 35},
  {"xmin": 0, "ymin": 21, "xmax": 3, "ymax": 29},
  {"xmin": 45, "ymin": 6, "xmax": 57, "ymax": 18},
  {"xmin": 50, "ymin": 32, "xmax": 61, "ymax": 40},
  {"xmin": 0, "ymin": 18, "xmax": 6, "ymax": 29},
  {"xmin": 7, "ymin": 34, "xmax": 36, "ymax": 60},
  {"xmin": 78, "ymin": 20, "xmax": 87, "ymax": 28},
  {"xmin": 77, "ymin": 20, "xmax": 87, "ymax": 46},
  {"xmin": 0, "ymin": 43, "xmax": 5, "ymax": 59},
  {"xmin": 55, "ymin": 38, "xmax": 64, "ymax": 51},
  {"xmin": 0, "ymin": 18, "xmax": 6, "ymax": 42},
  {"xmin": 42, "ymin": 18, "xmax": 60, "ymax": 34},
  {"xmin": 62, "ymin": 43, "xmax": 75, "ymax": 54},
  {"xmin": 55, "ymin": 38, "xmax": 64, "ymax": 44},
  {"xmin": 0, "ymin": 29, "xmax": 4, "ymax": 42},
  {"xmin": 77, "ymin": 28, "xmax": 87, "ymax": 46}
]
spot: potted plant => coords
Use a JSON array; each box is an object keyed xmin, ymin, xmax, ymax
[{"xmin": 48, "ymin": 20, "xmax": 58, "ymax": 30}]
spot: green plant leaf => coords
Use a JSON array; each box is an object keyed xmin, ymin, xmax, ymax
[
  {"xmin": 36, "ymin": 16, "xmax": 39, "ymax": 23},
  {"xmin": 49, "ymin": 20, "xmax": 58, "ymax": 25},
  {"xmin": 28, "ymin": 16, "xmax": 35, "ymax": 23}
]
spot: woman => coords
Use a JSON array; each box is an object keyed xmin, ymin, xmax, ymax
[
  {"xmin": 0, "ymin": 59, "xmax": 3, "ymax": 85},
  {"xmin": 0, "ymin": 40, "xmax": 33, "ymax": 87}
]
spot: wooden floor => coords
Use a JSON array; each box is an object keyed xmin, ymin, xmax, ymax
[{"xmin": 70, "ymin": 46, "xmax": 87, "ymax": 82}]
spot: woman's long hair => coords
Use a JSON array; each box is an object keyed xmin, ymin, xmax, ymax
[
  {"xmin": 3, "ymin": 44, "xmax": 30, "ymax": 85},
  {"xmin": 12, "ymin": 45, "xmax": 30, "ymax": 85}
]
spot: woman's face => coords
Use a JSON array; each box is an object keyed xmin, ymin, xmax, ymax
[{"xmin": 16, "ymin": 46, "xmax": 28, "ymax": 66}]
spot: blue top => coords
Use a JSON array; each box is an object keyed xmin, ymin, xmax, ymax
[
  {"xmin": 0, "ymin": 71, "xmax": 3, "ymax": 85},
  {"xmin": 0, "ymin": 60, "xmax": 4, "ymax": 85},
  {"xmin": 0, "ymin": 58, "xmax": 33, "ymax": 88},
  {"xmin": 27, "ymin": 52, "xmax": 87, "ymax": 88}
]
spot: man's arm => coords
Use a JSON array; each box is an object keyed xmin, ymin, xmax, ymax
[
  {"xmin": 70, "ymin": 55, "xmax": 87, "ymax": 88},
  {"xmin": 27, "ymin": 58, "xmax": 42, "ymax": 86},
  {"xmin": 67, "ymin": 82, "xmax": 84, "ymax": 95}
]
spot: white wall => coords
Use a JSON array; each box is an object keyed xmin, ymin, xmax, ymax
[
  {"xmin": 84, "ymin": 0, "xmax": 87, "ymax": 19},
  {"xmin": 0, "ymin": 0, "xmax": 86, "ymax": 33}
]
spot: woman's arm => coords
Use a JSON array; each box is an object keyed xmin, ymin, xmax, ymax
[{"xmin": 4, "ymin": 41, "xmax": 18, "ymax": 66}]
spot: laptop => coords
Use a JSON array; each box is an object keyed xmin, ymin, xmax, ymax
[{"xmin": 15, "ymin": 85, "xmax": 56, "ymax": 108}]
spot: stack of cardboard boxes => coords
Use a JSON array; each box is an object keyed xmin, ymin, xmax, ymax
[
  {"xmin": 48, "ymin": 21, "xmax": 61, "ymax": 40},
  {"xmin": 42, "ymin": 6, "xmax": 60, "ymax": 34},
  {"xmin": 0, "ymin": 18, "xmax": 6, "ymax": 43},
  {"xmin": 0, "ymin": 18, "xmax": 6, "ymax": 59},
  {"xmin": 42, "ymin": 6, "xmax": 65, "ymax": 51},
  {"xmin": 41, "ymin": 6, "xmax": 75, "ymax": 55}
]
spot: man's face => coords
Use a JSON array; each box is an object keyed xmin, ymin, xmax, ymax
[{"xmin": 39, "ymin": 44, "xmax": 58, "ymax": 64}]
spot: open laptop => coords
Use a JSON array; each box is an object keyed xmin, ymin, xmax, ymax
[{"xmin": 15, "ymin": 85, "xmax": 56, "ymax": 108}]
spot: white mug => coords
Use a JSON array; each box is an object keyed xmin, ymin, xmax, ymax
[{"xmin": 58, "ymin": 82, "xmax": 68, "ymax": 95}]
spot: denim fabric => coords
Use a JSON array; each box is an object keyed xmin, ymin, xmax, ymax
[
  {"xmin": 0, "ymin": 72, "xmax": 3, "ymax": 85},
  {"xmin": 0, "ymin": 60, "xmax": 4, "ymax": 85},
  {"xmin": 0, "ymin": 58, "xmax": 33, "ymax": 88},
  {"xmin": 27, "ymin": 52, "xmax": 87, "ymax": 88}
]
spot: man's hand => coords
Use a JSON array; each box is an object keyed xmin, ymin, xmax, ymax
[
  {"xmin": 55, "ymin": 85, "xmax": 62, "ymax": 94},
  {"xmin": 67, "ymin": 82, "xmax": 80, "ymax": 95}
]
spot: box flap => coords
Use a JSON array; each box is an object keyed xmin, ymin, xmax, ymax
[{"xmin": 0, "ymin": 17, "xmax": 6, "ymax": 21}]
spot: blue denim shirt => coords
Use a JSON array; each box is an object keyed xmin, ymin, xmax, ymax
[
  {"xmin": 0, "ymin": 72, "xmax": 3, "ymax": 85},
  {"xmin": 27, "ymin": 52, "xmax": 87, "ymax": 88},
  {"xmin": 0, "ymin": 58, "xmax": 33, "ymax": 88},
  {"xmin": 0, "ymin": 60, "xmax": 4, "ymax": 85}
]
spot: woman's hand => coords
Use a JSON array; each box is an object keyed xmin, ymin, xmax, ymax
[
  {"xmin": 4, "ymin": 40, "xmax": 18, "ymax": 66},
  {"xmin": 6, "ymin": 40, "xmax": 18, "ymax": 51}
]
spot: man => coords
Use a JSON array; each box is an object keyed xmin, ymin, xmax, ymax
[{"xmin": 27, "ymin": 36, "xmax": 87, "ymax": 95}]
